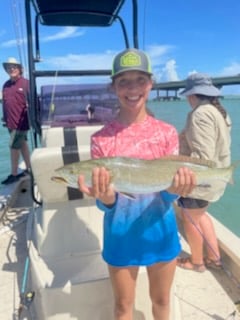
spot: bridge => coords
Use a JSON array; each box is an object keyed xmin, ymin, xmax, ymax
[{"xmin": 152, "ymin": 75, "xmax": 240, "ymax": 101}]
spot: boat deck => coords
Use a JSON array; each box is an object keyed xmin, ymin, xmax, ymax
[
  {"xmin": 0, "ymin": 214, "xmax": 28, "ymax": 319},
  {"xmin": 174, "ymin": 236, "xmax": 240, "ymax": 319},
  {"xmin": 0, "ymin": 177, "xmax": 32, "ymax": 319},
  {"xmin": 0, "ymin": 195, "xmax": 239, "ymax": 319}
]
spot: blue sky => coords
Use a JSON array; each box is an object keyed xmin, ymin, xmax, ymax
[{"xmin": 1, "ymin": 0, "xmax": 240, "ymax": 94}]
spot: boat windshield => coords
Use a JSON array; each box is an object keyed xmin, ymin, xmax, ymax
[{"xmin": 40, "ymin": 83, "xmax": 119, "ymax": 127}]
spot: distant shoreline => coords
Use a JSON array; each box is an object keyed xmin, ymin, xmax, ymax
[{"xmin": 150, "ymin": 95, "xmax": 240, "ymax": 102}]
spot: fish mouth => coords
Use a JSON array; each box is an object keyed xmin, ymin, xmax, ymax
[{"xmin": 51, "ymin": 176, "xmax": 68, "ymax": 185}]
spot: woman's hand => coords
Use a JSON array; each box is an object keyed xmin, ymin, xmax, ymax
[
  {"xmin": 78, "ymin": 167, "xmax": 116, "ymax": 205},
  {"xmin": 167, "ymin": 167, "xmax": 196, "ymax": 197}
]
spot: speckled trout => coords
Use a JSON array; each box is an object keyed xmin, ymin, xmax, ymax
[{"xmin": 51, "ymin": 155, "xmax": 237, "ymax": 194}]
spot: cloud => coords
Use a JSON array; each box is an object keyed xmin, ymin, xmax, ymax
[
  {"xmin": 1, "ymin": 27, "xmax": 85, "ymax": 48},
  {"xmin": 143, "ymin": 44, "xmax": 179, "ymax": 81},
  {"xmin": 1, "ymin": 38, "xmax": 26, "ymax": 48},
  {"xmin": 42, "ymin": 51, "xmax": 115, "ymax": 70},
  {"xmin": 147, "ymin": 44, "xmax": 173, "ymax": 58},
  {"xmin": 42, "ymin": 27, "xmax": 85, "ymax": 42},
  {"xmin": 146, "ymin": 44, "xmax": 174, "ymax": 66},
  {"xmin": 187, "ymin": 70, "xmax": 198, "ymax": 75},
  {"xmin": 163, "ymin": 60, "xmax": 179, "ymax": 81},
  {"xmin": 219, "ymin": 62, "xmax": 240, "ymax": 76}
]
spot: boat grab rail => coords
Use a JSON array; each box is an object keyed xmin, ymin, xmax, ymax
[{"xmin": 32, "ymin": 70, "xmax": 112, "ymax": 77}]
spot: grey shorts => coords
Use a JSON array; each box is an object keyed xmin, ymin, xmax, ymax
[
  {"xmin": 177, "ymin": 197, "xmax": 209, "ymax": 209},
  {"xmin": 9, "ymin": 130, "xmax": 28, "ymax": 149}
]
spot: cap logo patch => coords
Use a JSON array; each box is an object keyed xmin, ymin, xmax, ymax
[{"xmin": 120, "ymin": 52, "xmax": 141, "ymax": 67}]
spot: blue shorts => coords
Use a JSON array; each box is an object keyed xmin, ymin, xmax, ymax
[{"xmin": 9, "ymin": 130, "xmax": 28, "ymax": 149}]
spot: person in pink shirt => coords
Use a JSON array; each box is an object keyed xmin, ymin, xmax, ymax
[{"xmin": 78, "ymin": 48, "xmax": 196, "ymax": 320}]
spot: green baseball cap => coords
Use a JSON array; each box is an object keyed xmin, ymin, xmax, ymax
[{"xmin": 111, "ymin": 48, "xmax": 152, "ymax": 78}]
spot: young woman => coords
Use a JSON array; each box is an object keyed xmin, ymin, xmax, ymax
[{"xmin": 78, "ymin": 48, "xmax": 196, "ymax": 320}]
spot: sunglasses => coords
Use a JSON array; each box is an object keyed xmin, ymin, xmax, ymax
[{"xmin": 6, "ymin": 64, "xmax": 19, "ymax": 70}]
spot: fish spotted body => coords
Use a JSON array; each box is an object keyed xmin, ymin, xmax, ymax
[{"xmin": 51, "ymin": 155, "xmax": 236, "ymax": 196}]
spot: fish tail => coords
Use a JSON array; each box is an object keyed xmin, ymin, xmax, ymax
[{"xmin": 228, "ymin": 160, "xmax": 240, "ymax": 184}]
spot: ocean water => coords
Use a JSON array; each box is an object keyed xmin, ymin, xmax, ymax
[{"xmin": 0, "ymin": 99, "xmax": 239, "ymax": 237}]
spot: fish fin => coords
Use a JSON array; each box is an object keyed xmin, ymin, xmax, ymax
[
  {"xmin": 51, "ymin": 176, "xmax": 79, "ymax": 189},
  {"xmin": 51, "ymin": 176, "xmax": 67, "ymax": 184},
  {"xmin": 119, "ymin": 192, "xmax": 136, "ymax": 200},
  {"xmin": 159, "ymin": 155, "xmax": 217, "ymax": 168}
]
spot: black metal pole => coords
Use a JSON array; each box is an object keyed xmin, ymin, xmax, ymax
[{"xmin": 132, "ymin": 0, "xmax": 139, "ymax": 48}]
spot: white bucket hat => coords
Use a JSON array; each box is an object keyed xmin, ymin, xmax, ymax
[{"xmin": 3, "ymin": 57, "xmax": 22, "ymax": 72}]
